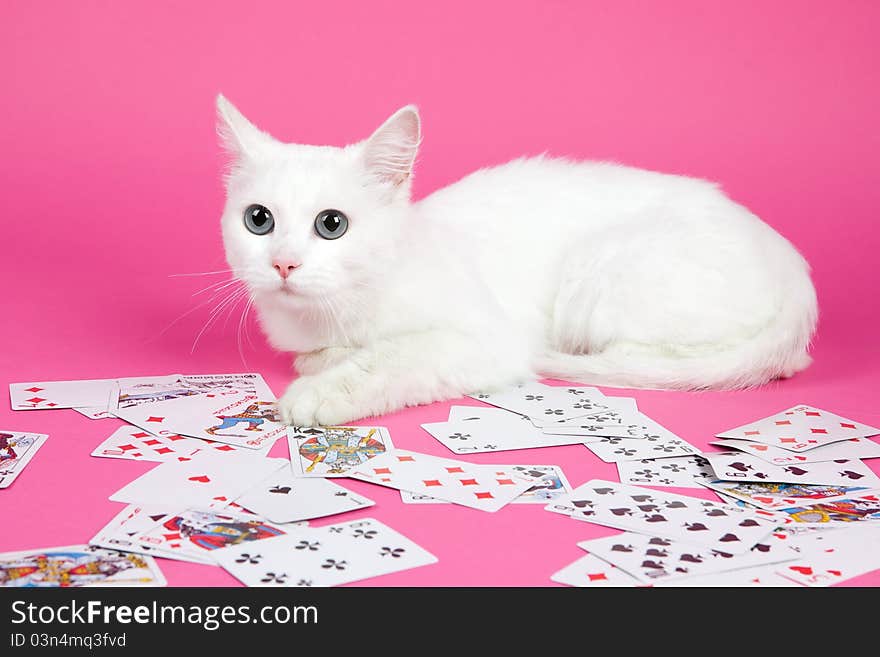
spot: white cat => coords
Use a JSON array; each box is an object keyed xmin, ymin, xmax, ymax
[{"xmin": 216, "ymin": 95, "xmax": 817, "ymax": 426}]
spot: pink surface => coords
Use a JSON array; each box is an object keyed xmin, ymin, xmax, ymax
[{"xmin": 2, "ymin": 1, "xmax": 879, "ymax": 586}]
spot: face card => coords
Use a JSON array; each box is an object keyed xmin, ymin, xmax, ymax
[
  {"xmin": 773, "ymin": 493, "xmax": 880, "ymax": 524},
  {"xmin": 109, "ymin": 452, "xmax": 288, "ymax": 509},
  {"xmin": 578, "ymin": 530, "xmax": 797, "ymax": 584},
  {"xmin": 699, "ymin": 479, "xmax": 877, "ymax": 510},
  {"xmin": 348, "ymin": 449, "xmax": 536, "ymax": 512},
  {"xmin": 10, "ymin": 378, "xmax": 118, "ymax": 410},
  {"xmin": 702, "ymin": 451, "xmax": 880, "ymax": 487},
  {"xmin": 421, "ymin": 407, "xmax": 585, "ymax": 454},
  {"xmin": 113, "ymin": 392, "xmax": 287, "ymax": 450},
  {"xmin": 565, "ymin": 480, "xmax": 778, "ymax": 554},
  {"xmin": 468, "ymin": 381, "xmax": 612, "ymax": 427},
  {"xmin": 775, "ymin": 524, "xmax": 880, "ymax": 586},
  {"xmin": 715, "ymin": 405, "xmax": 880, "ymax": 452},
  {"xmin": 0, "ymin": 544, "xmax": 166, "ymax": 587},
  {"xmin": 213, "ymin": 517, "xmax": 438, "ymax": 587},
  {"xmin": 112, "ymin": 373, "xmax": 273, "ymax": 410},
  {"xmin": 710, "ymin": 437, "xmax": 880, "ymax": 465},
  {"xmin": 583, "ymin": 417, "xmax": 700, "ymax": 462},
  {"xmin": 616, "ymin": 455, "xmax": 715, "ymax": 488},
  {"xmin": 550, "ymin": 553, "xmax": 641, "ymax": 587},
  {"xmin": 0, "ymin": 431, "xmax": 49, "ymax": 488},
  {"xmin": 236, "ymin": 468, "xmax": 374, "ymax": 523},
  {"xmin": 401, "ymin": 465, "xmax": 571, "ymax": 505},
  {"xmin": 288, "ymin": 426, "xmax": 393, "ymax": 477}
]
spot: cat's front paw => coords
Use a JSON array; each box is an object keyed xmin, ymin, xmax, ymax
[{"xmin": 278, "ymin": 374, "xmax": 368, "ymax": 426}]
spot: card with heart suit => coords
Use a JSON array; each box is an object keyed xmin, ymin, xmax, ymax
[
  {"xmin": 715, "ymin": 405, "xmax": 880, "ymax": 452},
  {"xmin": 0, "ymin": 431, "xmax": 49, "ymax": 488},
  {"xmin": 112, "ymin": 373, "xmax": 274, "ymax": 411},
  {"xmin": 583, "ymin": 421, "xmax": 700, "ymax": 462},
  {"xmin": 772, "ymin": 492, "xmax": 880, "ymax": 524},
  {"xmin": 550, "ymin": 553, "xmax": 641, "ymax": 587},
  {"xmin": 91, "ymin": 424, "xmax": 270, "ymax": 463},
  {"xmin": 563, "ymin": 480, "xmax": 778, "ymax": 554},
  {"xmin": 401, "ymin": 465, "xmax": 571, "ymax": 505},
  {"xmin": 9, "ymin": 378, "xmax": 118, "ymax": 410},
  {"xmin": 616, "ymin": 455, "xmax": 715, "ymax": 488},
  {"xmin": 773, "ymin": 524, "xmax": 880, "ymax": 586},
  {"xmin": 213, "ymin": 517, "xmax": 438, "ymax": 587},
  {"xmin": 468, "ymin": 381, "xmax": 613, "ymax": 427},
  {"xmin": 74, "ymin": 406, "xmax": 114, "ymax": 420},
  {"xmin": 132, "ymin": 508, "xmax": 296, "ymax": 563},
  {"xmin": 0, "ymin": 544, "xmax": 166, "ymax": 587},
  {"xmin": 701, "ymin": 451, "xmax": 880, "ymax": 487},
  {"xmin": 348, "ymin": 449, "xmax": 537, "ymax": 512},
  {"xmin": 653, "ymin": 564, "xmax": 802, "ymax": 587},
  {"xmin": 288, "ymin": 426, "xmax": 393, "ymax": 477},
  {"xmin": 421, "ymin": 407, "xmax": 587, "ymax": 454},
  {"xmin": 113, "ymin": 392, "xmax": 286, "ymax": 450},
  {"xmin": 237, "ymin": 468, "xmax": 374, "ymax": 523},
  {"xmin": 109, "ymin": 452, "xmax": 288, "ymax": 509},
  {"xmin": 699, "ymin": 479, "xmax": 877, "ymax": 511},
  {"xmin": 710, "ymin": 437, "xmax": 880, "ymax": 465},
  {"xmin": 577, "ymin": 530, "xmax": 798, "ymax": 584}
]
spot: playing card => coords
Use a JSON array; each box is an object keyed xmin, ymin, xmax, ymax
[
  {"xmin": 132, "ymin": 508, "xmax": 293, "ymax": 563},
  {"xmin": 578, "ymin": 529, "xmax": 797, "ymax": 584},
  {"xmin": 774, "ymin": 524, "xmax": 880, "ymax": 586},
  {"xmin": 715, "ymin": 405, "xmax": 880, "ymax": 452},
  {"xmin": 565, "ymin": 480, "xmax": 778, "ymax": 554},
  {"xmin": 699, "ymin": 479, "xmax": 877, "ymax": 510},
  {"xmin": 401, "ymin": 465, "xmax": 571, "ymax": 505},
  {"xmin": 348, "ymin": 449, "xmax": 536, "ymax": 512},
  {"xmin": 421, "ymin": 407, "xmax": 586, "ymax": 454},
  {"xmin": 74, "ymin": 406, "xmax": 113, "ymax": 420},
  {"xmin": 0, "ymin": 544, "xmax": 166, "ymax": 587},
  {"xmin": 288, "ymin": 426, "xmax": 393, "ymax": 477},
  {"xmin": 10, "ymin": 378, "xmax": 117, "ymax": 410},
  {"xmin": 616, "ymin": 454, "xmax": 715, "ymax": 488},
  {"xmin": 773, "ymin": 492, "xmax": 880, "ymax": 524},
  {"xmin": 237, "ymin": 468, "xmax": 374, "ymax": 523},
  {"xmin": 0, "ymin": 431, "xmax": 48, "ymax": 488},
  {"xmin": 583, "ymin": 418, "xmax": 700, "ymax": 462},
  {"xmin": 213, "ymin": 518, "xmax": 438, "ymax": 587},
  {"xmin": 112, "ymin": 373, "xmax": 273, "ymax": 410},
  {"xmin": 468, "ymin": 381, "xmax": 612, "ymax": 427},
  {"xmin": 113, "ymin": 391, "xmax": 286, "ymax": 450},
  {"xmin": 91, "ymin": 424, "xmax": 268, "ymax": 463},
  {"xmin": 653, "ymin": 564, "xmax": 802, "ymax": 587},
  {"xmin": 710, "ymin": 437, "xmax": 880, "ymax": 465},
  {"xmin": 702, "ymin": 451, "xmax": 880, "ymax": 487},
  {"xmin": 541, "ymin": 398, "xmax": 643, "ymax": 437},
  {"xmin": 109, "ymin": 452, "xmax": 288, "ymax": 509},
  {"xmin": 550, "ymin": 553, "xmax": 641, "ymax": 587}
]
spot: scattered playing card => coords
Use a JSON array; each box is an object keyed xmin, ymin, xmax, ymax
[
  {"xmin": 564, "ymin": 480, "xmax": 778, "ymax": 554},
  {"xmin": 401, "ymin": 465, "xmax": 571, "ymax": 505},
  {"xmin": 112, "ymin": 373, "xmax": 273, "ymax": 410},
  {"xmin": 109, "ymin": 452, "xmax": 287, "ymax": 509},
  {"xmin": 288, "ymin": 426, "xmax": 393, "ymax": 477},
  {"xmin": 550, "ymin": 553, "xmax": 641, "ymax": 587},
  {"xmin": 468, "ymin": 381, "xmax": 612, "ymax": 427},
  {"xmin": 0, "ymin": 431, "xmax": 49, "ymax": 488},
  {"xmin": 715, "ymin": 405, "xmax": 880, "ymax": 452},
  {"xmin": 774, "ymin": 524, "xmax": 880, "ymax": 586},
  {"xmin": 616, "ymin": 454, "xmax": 715, "ymax": 488},
  {"xmin": 577, "ymin": 530, "xmax": 797, "ymax": 584},
  {"xmin": 699, "ymin": 479, "xmax": 877, "ymax": 510},
  {"xmin": 653, "ymin": 564, "xmax": 802, "ymax": 587},
  {"xmin": 583, "ymin": 418, "xmax": 700, "ymax": 462},
  {"xmin": 213, "ymin": 518, "xmax": 438, "ymax": 587},
  {"xmin": 9, "ymin": 378, "xmax": 117, "ymax": 410},
  {"xmin": 773, "ymin": 492, "xmax": 880, "ymax": 524},
  {"xmin": 710, "ymin": 437, "xmax": 880, "ymax": 465},
  {"xmin": 237, "ymin": 468, "xmax": 374, "ymax": 523},
  {"xmin": 0, "ymin": 544, "xmax": 166, "ymax": 587},
  {"xmin": 348, "ymin": 449, "xmax": 536, "ymax": 512},
  {"xmin": 73, "ymin": 406, "xmax": 113, "ymax": 420},
  {"xmin": 701, "ymin": 451, "xmax": 880, "ymax": 487}
]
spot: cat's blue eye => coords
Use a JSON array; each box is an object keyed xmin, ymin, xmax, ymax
[
  {"xmin": 243, "ymin": 204, "xmax": 274, "ymax": 235},
  {"xmin": 314, "ymin": 209, "xmax": 349, "ymax": 240}
]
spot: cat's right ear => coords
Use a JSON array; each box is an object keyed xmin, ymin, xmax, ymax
[{"xmin": 216, "ymin": 94, "xmax": 272, "ymax": 160}]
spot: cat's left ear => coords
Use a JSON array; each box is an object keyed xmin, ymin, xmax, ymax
[
  {"xmin": 361, "ymin": 105, "xmax": 421, "ymax": 191},
  {"xmin": 216, "ymin": 94, "xmax": 275, "ymax": 160}
]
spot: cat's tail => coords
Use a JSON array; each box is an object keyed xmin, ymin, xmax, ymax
[{"xmin": 535, "ymin": 296, "xmax": 818, "ymax": 391}]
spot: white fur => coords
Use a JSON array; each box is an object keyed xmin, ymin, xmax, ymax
[{"xmin": 216, "ymin": 95, "xmax": 818, "ymax": 426}]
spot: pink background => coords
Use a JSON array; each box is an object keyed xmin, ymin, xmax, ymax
[{"xmin": 2, "ymin": 1, "xmax": 879, "ymax": 586}]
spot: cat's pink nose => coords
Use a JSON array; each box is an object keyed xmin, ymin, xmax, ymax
[{"xmin": 273, "ymin": 261, "xmax": 299, "ymax": 279}]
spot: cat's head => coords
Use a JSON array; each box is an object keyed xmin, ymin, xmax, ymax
[{"xmin": 216, "ymin": 95, "xmax": 420, "ymax": 310}]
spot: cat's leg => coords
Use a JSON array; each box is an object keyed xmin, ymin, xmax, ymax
[
  {"xmin": 294, "ymin": 347, "xmax": 357, "ymax": 376},
  {"xmin": 278, "ymin": 330, "xmax": 531, "ymax": 426}
]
